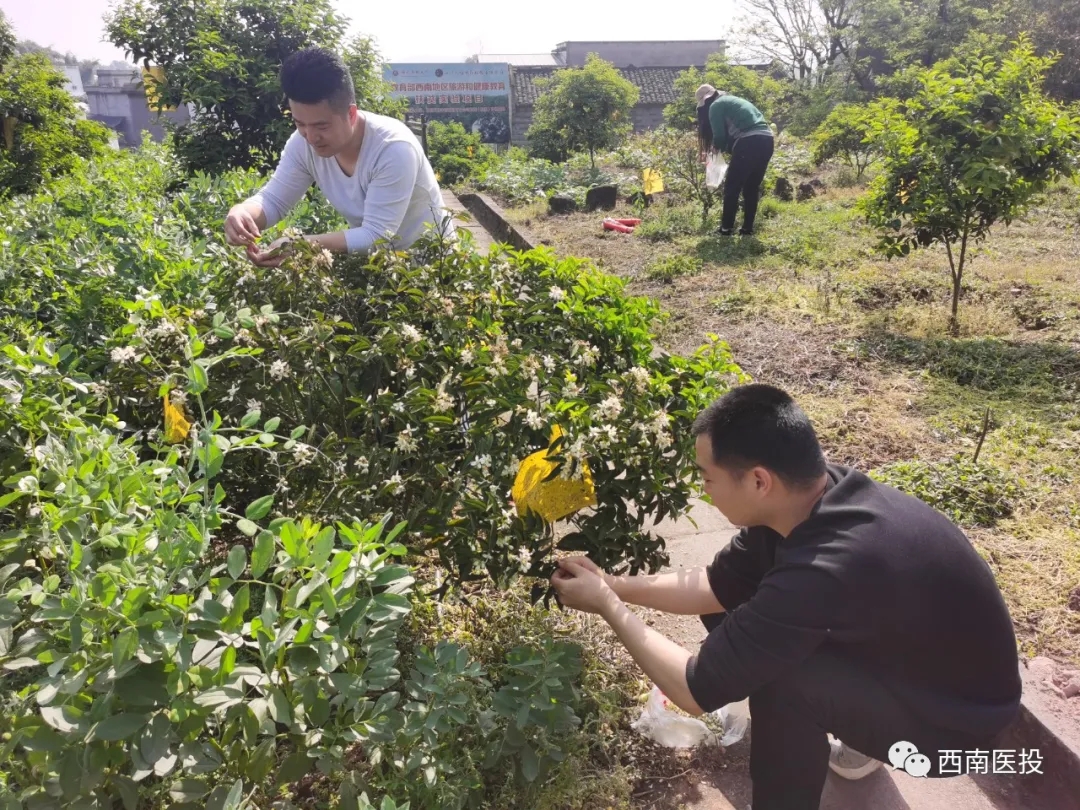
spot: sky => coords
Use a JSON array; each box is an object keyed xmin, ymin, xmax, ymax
[{"xmin": 1, "ymin": 0, "xmax": 739, "ymax": 66}]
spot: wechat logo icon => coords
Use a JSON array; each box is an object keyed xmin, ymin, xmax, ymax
[{"xmin": 889, "ymin": 741, "xmax": 931, "ymax": 778}]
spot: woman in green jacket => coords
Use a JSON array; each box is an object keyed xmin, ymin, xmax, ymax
[{"xmin": 696, "ymin": 84, "xmax": 775, "ymax": 236}]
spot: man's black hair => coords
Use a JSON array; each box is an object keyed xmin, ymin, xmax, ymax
[
  {"xmin": 692, "ymin": 383, "xmax": 826, "ymax": 488},
  {"xmin": 281, "ymin": 47, "xmax": 355, "ymax": 112}
]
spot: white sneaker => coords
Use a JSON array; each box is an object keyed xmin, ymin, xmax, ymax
[{"xmin": 828, "ymin": 737, "xmax": 883, "ymax": 780}]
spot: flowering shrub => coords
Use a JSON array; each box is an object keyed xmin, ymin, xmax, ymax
[
  {"xmin": 0, "ymin": 340, "xmax": 626, "ymax": 809},
  {"xmin": 102, "ymin": 230, "xmax": 744, "ymax": 589}
]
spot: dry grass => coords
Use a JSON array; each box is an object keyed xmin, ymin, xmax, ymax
[{"xmin": 508, "ymin": 181, "xmax": 1080, "ymax": 665}]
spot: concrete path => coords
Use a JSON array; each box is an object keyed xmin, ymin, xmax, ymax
[
  {"xmin": 442, "ymin": 190, "xmax": 494, "ymax": 252},
  {"xmin": 635, "ymin": 501, "xmax": 1056, "ymax": 810}
]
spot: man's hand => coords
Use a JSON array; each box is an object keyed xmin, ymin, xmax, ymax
[
  {"xmin": 551, "ymin": 559, "xmax": 620, "ymax": 615},
  {"xmin": 225, "ymin": 204, "xmax": 262, "ymax": 247},
  {"xmin": 246, "ymin": 236, "xmax": 294, "ymax": 268}
]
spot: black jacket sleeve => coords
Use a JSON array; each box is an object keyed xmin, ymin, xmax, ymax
[{"xmin": 686, "ymin": 559, "xmax": 853, "ymax": 712}]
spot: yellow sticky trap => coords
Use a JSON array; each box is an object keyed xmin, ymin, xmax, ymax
[
  {"xmin": 163, "ymin": 394, "xmax": 192, "ymax": 444},
  {"xmin": 512, "ymin": 425, "xmax": 597, "ymax": 523},
  {"xmin": 643, "ymin": 168, "xmax": 664, "ymax": 195}
]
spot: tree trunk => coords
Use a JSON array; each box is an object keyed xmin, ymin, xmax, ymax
[{"xmin": 945, "ymin": 222, "xmax": 972, "ymax": 334}]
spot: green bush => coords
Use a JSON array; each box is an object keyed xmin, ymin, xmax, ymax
[
  {"xmin": 0, "ymin": 52, "xmax": 111, "ymax": 198},
  {"xmin": 870, "ymin": 455, "xmax": 1023, "ymax": 527},
  {"xmin": 102, "ymin": 233, "xmax": 743, "ymax": 586},
  {"xmin": 811, "ymin": 103, "xmax": 879, "ymax": 179},
  {"xmin": 425, "ymin": 121, "xmax": 497, "ymax": 186},
  {"xmin": 0, "ymin": 339, "xmax": 627, "ymax": 810}
]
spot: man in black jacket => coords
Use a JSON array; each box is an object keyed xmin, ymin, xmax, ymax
[{"xmin": 551, "ymin": 383, "xmax": 1021, "ymax": 810}]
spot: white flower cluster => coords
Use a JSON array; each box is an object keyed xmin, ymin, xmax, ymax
[
  {"xmin": 595, "ymin": 395, "xmax": 623, "ymax": 421},
  {"xmin": 548, "ymin": 286, "xmax": 566, "ymax": 302},
  {"xmin": 433, "ymin": 388, "xmax": 454, "ymax": 413},
  {"xmin": 292, "ymin": 443, "xmax": 316, "ymax": 466},
  {"xmin": 401, "ymin": 324, "xmax": 422, "ymax": 343},
  {"xmin": 269, "ymin": 360, "xmax": 290, "ymax": 381},
  {"xmin": 628, "ymin": 366, "xmax": 651, "ymax": 394},
  {"xmin": 313, "ymin": 248, "xmax": 334, "ymax": 269},
  {"xmin": 644, "ymin": 409, "xmax": 674, "ymax": 450},
  {"xmin": 525, "ymin": 410, "xmax": 545, "ymax": 430},
  {"xmin": 461, "ymin": 348, "xmax": 475, "ymax": 364},
  {"xmin": 169, "ymin": 389, "xmax": 188, "ymax": 406},
  {"xmin": 573, "ymin": 341, "xmax": 599, "ymax": 368},
  {"xmin": 388, "ymin": 473, "xmax": 405, "ymax": 495},
  {"xmin": 110, "ymin": 346, "xmax": 139, "ymax": 364},
  {"xmin": 589, "ymin": 423, "xmax": 619, "ymax": 449},
  {"xmin": 396, "ymin": 427, "xmax": 418, "ymax": 453}
]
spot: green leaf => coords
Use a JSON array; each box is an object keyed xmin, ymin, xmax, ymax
[
  {"xmin": 246, "ymin": 739, "xmax": 275, "ymax": 783},
  {"xmin": 112, "ymin": 626, "xmax": 139, "ymax": 669},
  {"xmin": 87, "ymin": 713, "xmax": 149, "ymax": 742},
  {"xmin": 240, "ymin": 410, "xmax": 261, "ymax": 429},
  {"xmin": 227, "ymin": 545, "xmax": 247, "ymax": 580},
  {"xmin": 208, "ymin": 779, "xmax": 244, "ymax": 810},
  {"xmin": 245, "ymin": 495, "xmax": 274, "ymax": 521},
  {"xmin": 115, "ymin": 774, "xmax": 140, "ymax": 810},
  {"xmin": 276, "ymin": 751, "xmax": 311, "ymax": 785},
  {"xmin": 0, "ymin": 491, "xmax": 25, "ymax": 509},
  {"xmin": 280, "ymin": 521, "xmax": 304, "ymax": 562},
  {"xmin": 188, "ymin": 363, "xmax": 209, "ymax": 395},
  {"xmin": 237, "ymin": 519, "xmax": 259, "ymax": 538},
  {"xmin": 521, "ymin": 744, "xmax": 540, "ymax": 782},
  {"xmin": 263, "ymin": 417, "xmax": 281, "ymax": 432},
  {"xmin": 311, "ymin": 526, "xmax": 336, "ymax": 566},
  {"xmin": 251, "ymin": 531, "xmax": 275, "ymax": 578},
  {"xmin": 268, "ymin": 687, "xmax": 292, "ymax": 726},
  {"xmin": 290, "ymin": 425, "xmax": 307, "ymax": 440},
  {"xmin": 169, "ymin": 778, "xmax": 208, "ymax": 803}
]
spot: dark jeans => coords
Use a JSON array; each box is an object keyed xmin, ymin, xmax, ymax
[
  {"xmin": 721, "ymin": 135, "xmax": 775, "ymax": 234},
  {"xmin": 699, "ymin": 613, "xmax": 1004, "ymax": 810}
]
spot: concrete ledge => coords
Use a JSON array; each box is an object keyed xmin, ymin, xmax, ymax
[
  {"xmin": 995, "ymin": 665, "xmax": 1080, "ymax": 808},
  {"xmin": 457, "ymin": 192, "xmax": 539, "ymax": 252}
]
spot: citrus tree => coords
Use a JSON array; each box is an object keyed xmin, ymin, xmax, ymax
[
  {"xmin": 861, "ymin": 37, "xmax": 1080, "ymax": 328},
  {"xmin": 811, "ymin": 102, "xmax": 879, "ymax": 179},
  {"xmin": 527, "ymin": 55, "xmax": 639, "ymax": 169}
]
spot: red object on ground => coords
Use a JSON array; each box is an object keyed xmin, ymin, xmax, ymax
[
  {"xmin": 617, "ymin": 218, "xmax": 642, "ymax": 226},
  {"xmin": 603, "ymin": 218, "xmax": 635, "ymax": 233}
]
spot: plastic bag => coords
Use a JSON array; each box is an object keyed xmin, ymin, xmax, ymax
[
  {"xmin": 705, "ymin": 153, "xmax": 728, "ymax": 189},
  {"xmin": 631, "ymin": 686, "xmax": 749, "ymax": 748}
]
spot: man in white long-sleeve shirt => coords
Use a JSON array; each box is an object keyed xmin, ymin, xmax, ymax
[{"xmin": 224, "ymin": 47, "xmax": 450, "ymax": 266}]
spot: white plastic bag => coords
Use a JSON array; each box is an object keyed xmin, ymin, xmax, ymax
[
  {"xmin": 631, "ymin": 686, "xmax": 749, "ymax": 748},
  {"xmin": 705, "ymin": 153, "xmax": 728, "ymax": 189}
]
